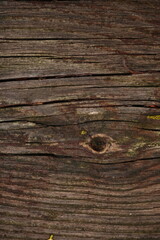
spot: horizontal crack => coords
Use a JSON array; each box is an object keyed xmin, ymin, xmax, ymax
[
  {"xmin": 0, "ymin": 152, "xmax": 72, "ymax": 159},
  {"xmin": 0, "ymin": 153, "xmax": 159, "ymax": 165},
  {"xmin": 0, "ymin": 72, "xmax": 131, "ymax": 82},
  {"xmin": 0, "ymin": 98, "xmax": 159, "ymax": 109}
]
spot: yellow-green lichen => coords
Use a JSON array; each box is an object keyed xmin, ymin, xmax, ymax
[
  {"xmin": 80, "ymin": 129, "xmax": 87, "ymax": 135},
  {"xmin": 147, "ymin": 115, "xmax": 160, "ymax": 120},
  {"xmin": 128, "ymin": 141, "xmax": 146, "ymax": 156},
  {"xmin": 48, "ymin": 235, "xmax": 54, "ymax": 240}
]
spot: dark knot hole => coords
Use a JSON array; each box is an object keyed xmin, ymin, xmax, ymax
[{"xmin": 89, "ymin": 136, "xmax": 107, "ymax": 152}]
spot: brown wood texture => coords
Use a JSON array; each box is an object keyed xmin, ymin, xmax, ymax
[{"xmin": 0, "ymin": 1, "xmax": 160, "ymax": 240}]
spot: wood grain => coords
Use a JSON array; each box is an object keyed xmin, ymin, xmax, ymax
[{"xmin": 0, "ymin": 0, "xmax": 160, "ymax": 240}]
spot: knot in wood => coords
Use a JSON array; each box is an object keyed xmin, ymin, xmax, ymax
[
  {"xmin": 89, "ymin": 135, "xmax": 108, "ymax": 153},
  {"xmin": 81, "ymin": 134, "xmax": 112, "ymax": 154}
]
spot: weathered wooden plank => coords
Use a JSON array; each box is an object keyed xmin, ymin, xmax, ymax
[
  {"xmin": 0, "ymin": 1, "xmax": 160, "ymax": 240},
  {"xmin": 0, "ymin": 38, "xmax": 159, "ymax": 79},
  {"xmin": 0, "ymin": 0, "xmax": 160, "ymax": 79},
  {"xmin": 0, "ymin": 154, "xmax": 160, "ymax": 240},
  {"xmin": 1, "ymin": 0, "xmax": 160, "ymax": 40},
  {"xmin": 0, "ymin": 74, "xmax": 159, "ymax": 162}
]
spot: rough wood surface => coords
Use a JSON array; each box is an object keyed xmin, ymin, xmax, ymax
[{"xmin": 0, "ymin": 1, "xmax": 160, "ymax": 240}]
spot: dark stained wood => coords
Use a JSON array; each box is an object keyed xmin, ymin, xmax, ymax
[{"xmin": 0, "ymin": 1, "xmax": 160, "ymax": 240}]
